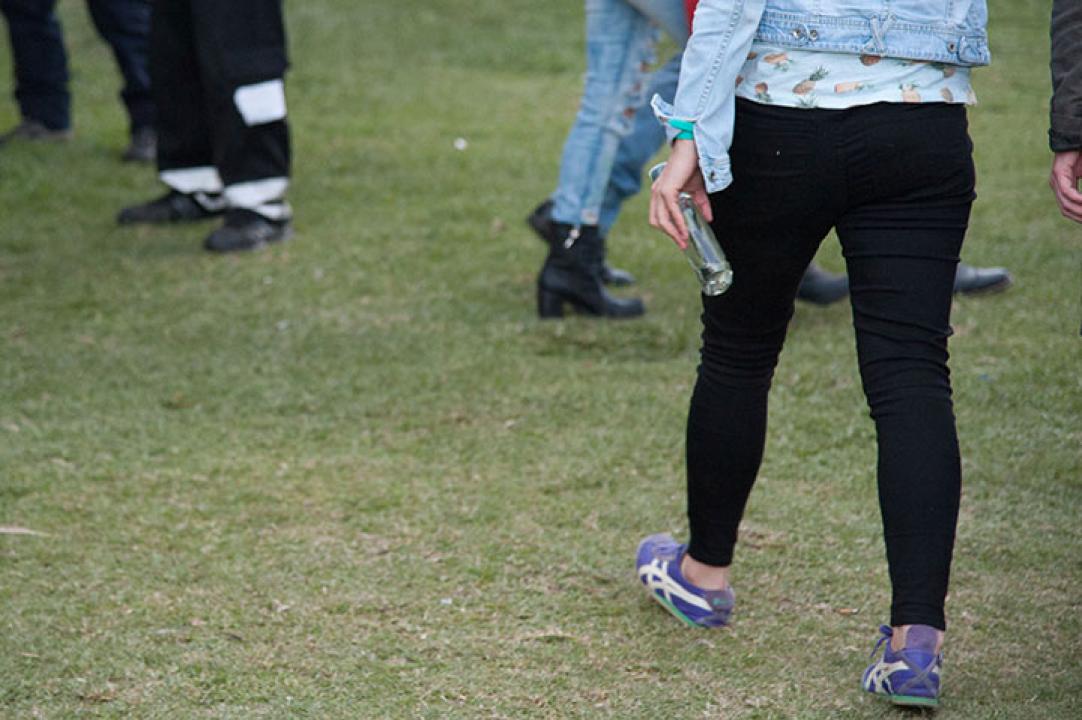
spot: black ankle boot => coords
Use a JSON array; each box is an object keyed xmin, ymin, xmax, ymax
[
  {"xmin": 953, "ymin": 262, "xmax": 1012, "ymax": 295},
  {"xmin": 537, "ymin": 223, "xmax": 645, "ymax": 319},
  {"xmin": 527, "ymin": 199, "xmax": 637, "ymax": 287},
  {"xmin": 796, "ymin": 262, "xmax": 849, "ymax": 306}
]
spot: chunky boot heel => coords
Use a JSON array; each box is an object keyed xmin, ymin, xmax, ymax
[{"xmin": 538, "ymin": 287, "xmax": 565, "ymax": 319}]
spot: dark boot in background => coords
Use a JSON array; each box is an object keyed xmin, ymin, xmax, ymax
[
  {"xmin": 796, "ymin": 262, "xmax": 849, "ymax": 306},
  {"xmin": 953, "ymin": 263, "xmax": 1012, "ymax": 295},
  {"xmin": 537, "ymin": 223, "xmax": 644, "ymax": 319},
  {"xmin": 527, "ymin": 199, "xmax": 636, "ymax": 287}
]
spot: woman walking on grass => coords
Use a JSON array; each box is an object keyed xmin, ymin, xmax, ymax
[{"xmin": 637, "ymin": 0, "xmax": 989, "ymax": 707}]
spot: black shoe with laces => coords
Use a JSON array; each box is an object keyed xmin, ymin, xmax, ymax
[
  {"xmin": 117, "ymin": 190, "xmax": 225, "ymax": 225},
  {"xmin": 203, "ymin": 209, "xmax": 293, "ymax": 253}
]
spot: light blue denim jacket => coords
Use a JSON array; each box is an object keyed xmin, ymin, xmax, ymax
[{"xmin": 653, "ymin": 0, "xmax": 990, "ymax": 193}]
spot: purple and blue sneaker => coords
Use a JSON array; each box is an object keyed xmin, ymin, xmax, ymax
[
  {"xmin": 862, "ymin": 624, "xmax": 942, "ymax": 707},
  {"xmin": 635, "ymin": 533, "xmax": 735, "ymax": 628}
]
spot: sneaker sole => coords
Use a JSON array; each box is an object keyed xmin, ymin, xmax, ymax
[
  {"xmin": 649, "ymin": 592, "xmax": 702, "ymax": 628},
  {"xmin": 865, "ymin": 687, "xmax": 939, "ymax": 708},
  {"xmin": 639, "ymin": 579, "xmax": 717, "ymax": 629},
  {"xmin": 890, "ymin": 694, "xmax": 939, "ymax": 708}
]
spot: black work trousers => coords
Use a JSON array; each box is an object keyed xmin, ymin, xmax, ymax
[
  {"xmin": 685, "ymin": 99, "xmax": 973, "ymax": 631},
  {"xmin": 0, "ymin": 0, "xmax": 152, "ymax": 132},
  {"xmin": 152, "ymin": 0, "xmax": 290, "ymax": 216}
]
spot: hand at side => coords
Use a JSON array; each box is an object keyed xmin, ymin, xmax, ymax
[{"xmin": 649, "ymin": 140, "xmax": 713, "ymax": 248}]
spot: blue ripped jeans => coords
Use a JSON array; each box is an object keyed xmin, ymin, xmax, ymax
[
  {"xmin": 551, "ymin": 0, "xmax": 688, "ymax": 227},
  {"xmin": 599, "ymin": 51, "xmax": 680, "ymax": 235}
]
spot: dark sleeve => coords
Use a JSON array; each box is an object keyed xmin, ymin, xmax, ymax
[{"xmin": 1050, "ymin": 0, "xmax": 1082, "ymax": 151}]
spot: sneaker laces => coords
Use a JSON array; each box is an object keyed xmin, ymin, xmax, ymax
[
  {"xmin": 868, "ymin": 625, "xmax": 893, "ymax": 659},
  {"xmin": 869, "ymin": 624, "xmax": 940, "ymax": 696},
  {"xmin": 896, "ymin": 654, "xmax": 939, "ymax": 696}
]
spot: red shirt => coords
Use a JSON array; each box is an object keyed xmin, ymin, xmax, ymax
[{"xmin": 685, "ymin": 0, "xmax": 698, "ymax": 30}]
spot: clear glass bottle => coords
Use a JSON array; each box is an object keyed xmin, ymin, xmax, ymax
[{"xmin": 650, "ymin": 163, "xmax": 732, "ymax": 296}]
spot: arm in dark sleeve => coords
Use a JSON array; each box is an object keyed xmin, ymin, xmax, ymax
[{"xmin": 1050, "ymin": 0, "xmax": 1082, "ymax": 151}]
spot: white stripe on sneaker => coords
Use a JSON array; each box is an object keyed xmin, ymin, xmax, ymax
[
  {"xmin": 638, "ymin": 559, "xmax": 711, "ymax": 612},
  {"xmin": 865, "ymin": 660, "xmax": 909, "ymax": 694}
]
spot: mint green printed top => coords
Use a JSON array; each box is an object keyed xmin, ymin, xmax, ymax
[{"xmin": 735, "ymin": 45, "xmax": 976, "ymax": 109}]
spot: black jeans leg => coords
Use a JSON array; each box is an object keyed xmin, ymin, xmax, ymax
[
  {"xmin": 686, "ymin": 101, "xmax": 837, "ymax": 566},
  {"xmin": 0, "ymin": 0, "xmax": 69, "ymax": 129},
  {"xmin": 838, "ymin": 105, "xmax": 975, "ymax": 631},
  {"xmin": 840, "ymin": 201, "xmax": 966, "ymax": 631}
]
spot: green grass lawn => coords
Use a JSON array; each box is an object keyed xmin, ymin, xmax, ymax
[{"xmin": 1, "ymin": 1, "xmax": 1079, "ymax": 717}]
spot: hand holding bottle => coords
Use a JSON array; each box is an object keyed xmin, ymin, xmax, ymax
[
  {"xmin": 649, "ymin": 139, "xmax": 712, "ymax": 249},
  {"xmin": 650, "ymin": 161, "xmax": 732, "ymax": 296}
]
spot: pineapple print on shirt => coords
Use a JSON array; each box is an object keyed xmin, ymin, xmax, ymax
[
  {"xmin": 763, "ymin": 52, "xmax": 792, "ymax": 72},
  {"xmin": 736, "ymin": 46, "xmax": 976, "ymax": 111},
  {"xmin": 793, "ymin": 67, "xmax": 828, "ymax": 95},
  {"xmin": 834, "ymin": 80, "xmax": 868, "ymax": 94},
  {"xmin": 900, "ymin": 83, "xmax": 922, "ymax": 102}
]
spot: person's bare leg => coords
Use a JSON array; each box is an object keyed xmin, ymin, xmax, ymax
[{"xmin": 680, "ymin": 554, "xmax": 730, "ymax": 590}]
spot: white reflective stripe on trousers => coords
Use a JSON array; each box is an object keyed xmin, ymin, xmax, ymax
[
  {"xmin": 234, "ymin": 79, "xmax": 287, "ymax": 126},
  {"xmin": 224, "ymin": 177, "xmax": 291, "ymax": 219},
  {"xmin": 160, "ymin": 166, "xmax": 223, "ymax": 194}
]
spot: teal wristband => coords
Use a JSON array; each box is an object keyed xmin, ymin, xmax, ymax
[
  {"xmin": 668, "ymin": 118, "xmax": 695, "ymax": 133},
  {"xmin": 674, "ymin": 130, "xmax": 694, "ymax": 141}
]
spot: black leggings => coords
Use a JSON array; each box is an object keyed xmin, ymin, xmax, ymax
[{"xmin": 686, "ymin": 100, "xmax": 973, "ymax": 631}]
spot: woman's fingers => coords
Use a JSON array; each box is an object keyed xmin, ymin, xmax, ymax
[
  {"xmin": 650, "ymin": 182, "xmax": 688, "ymax": 249},
  {"xmin": 693, "ymin": 188, "xmax": 713, "ymax": 223},
  {"xmin": 649, "ymin": 191, "xmax": 679, "ymax": 246},
  {"xmin": 666, "ymin": 192, "xmax": 689, "ymax": 247},
  {"xmin": 649, "ymin": 140, "xmax": 705, "ymax": 247}
]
